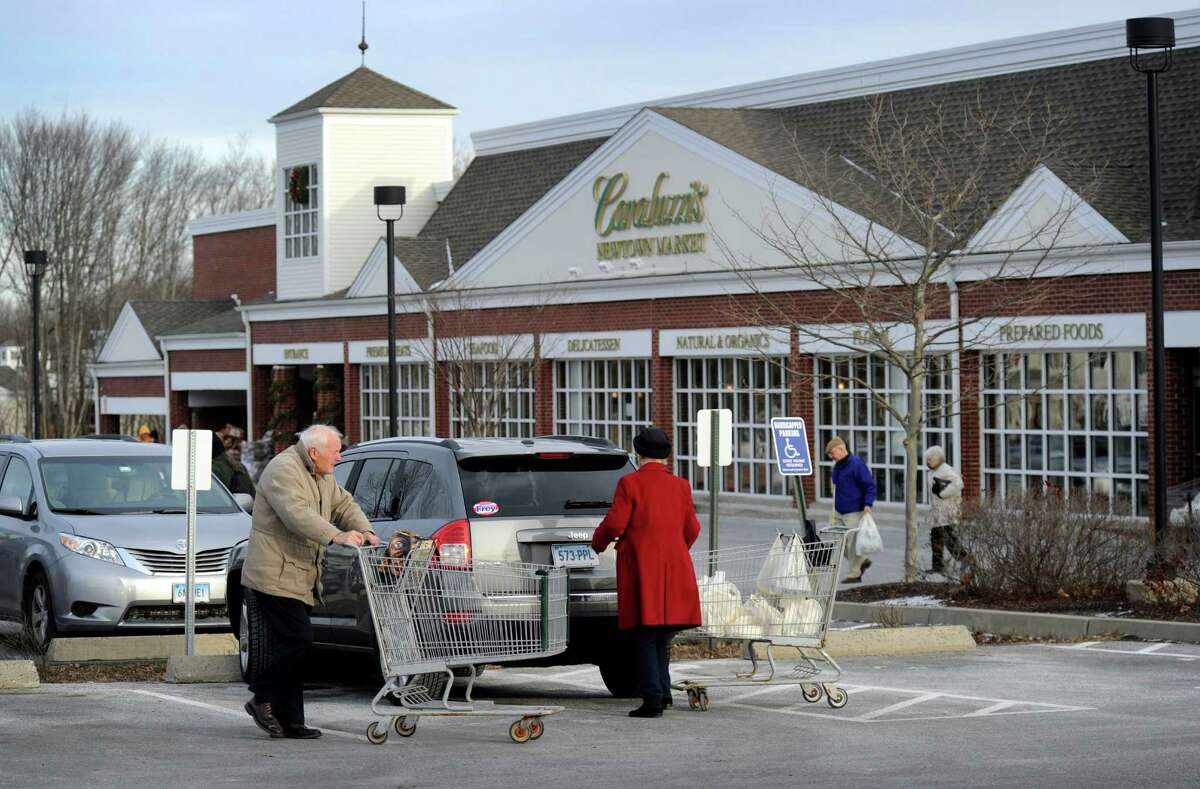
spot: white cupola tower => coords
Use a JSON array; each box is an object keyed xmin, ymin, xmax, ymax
[{"xmin": 269, "ymin": 67, "xmax": 457, "ymax": 300}]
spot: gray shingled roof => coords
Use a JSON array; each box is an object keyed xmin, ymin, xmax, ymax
[
  {"xmin": 129, "ymin": 300, "xmax": 235, "ymax": 346},
  {"xmin": 418, "ymin": 137, "xmax": 607, "ymax": 267},
  {"xmin": 392, "ymin": 237, "xmax": 451, "ymax": 289},
  {"xmin": 163, "ymin": 305, "xmax": 245, "ymax": 337},
  {"xmin": 768, "ymin": 48, "xmax": 1200, "ymax": 243},
  {"xmin": 271, "ymin": 67, "xmax": 454, "ymax": 120}
]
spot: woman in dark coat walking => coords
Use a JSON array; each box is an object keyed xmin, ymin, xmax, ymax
[{"xmin": 592, "ymin": 426, "xmax": 702, "ymax": 718}]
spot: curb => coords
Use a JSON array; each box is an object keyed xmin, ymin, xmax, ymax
[
  {"xmin": 0, "ymin": 660, "xmax": 40, "ymax": 690},
  {"xmin": 166, "ymin": 654, "xmax": 242, "ymax": 683},
  {"xmin": 833, "ymin": 601, "xmax": 1200, "ymax": 643},
  {"xmin": 747, "ymin": 625, "xmax": 975, "ymax": 660},
  {"xmin": 48, "ymin": 634, "xmax": 239, "ymax": 663}
]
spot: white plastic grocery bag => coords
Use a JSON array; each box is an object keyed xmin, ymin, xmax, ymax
[
  {"xmin": 781, "ymin": 597, "xmax": 825, "ymax": 638},
  {"xmin": 756, "ymin": 534, "xmax": 813, "ymax": 596},
  {"xmin": 855, "ymin": 512, "xmax": 884, "ymax": 555},
  {"xmin": 697, "ymin": 571, "xmax": 741, "ymax": 629}
]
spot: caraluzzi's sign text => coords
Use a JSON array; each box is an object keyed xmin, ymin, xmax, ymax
[{"xmin": 592, "ymin": 171, "xmax": 709, "ymax": 261}]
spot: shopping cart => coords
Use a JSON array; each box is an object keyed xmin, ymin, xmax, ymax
[
  {"xmin": 356, "ymin": 541, "xmax": 569, "ymax": 744},
  {"xmin": 674, "ymin": 528, "xmax": 852, "ymax": 712}
]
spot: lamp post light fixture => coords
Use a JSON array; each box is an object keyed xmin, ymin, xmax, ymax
[
  {"xmin": 374, "ymin": 186, "xmax": 406, "ymax": 438},
  {"xmin": 23, "ymin": 250, "xmax": 48, "ymax": 439},
  {"xmin": 1126, "ymin": 17, "xmax": 1174, "ymax": 548}
]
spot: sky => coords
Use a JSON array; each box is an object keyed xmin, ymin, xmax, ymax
[{"xmin": 0, "ymin": 1, "xmax": 1184, "ymax": 161}]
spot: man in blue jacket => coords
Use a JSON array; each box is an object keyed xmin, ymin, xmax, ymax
[{"xmin": 826, "ymin": 436, "xmax": 877, "ymax": 583}]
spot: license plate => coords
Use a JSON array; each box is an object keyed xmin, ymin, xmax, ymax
[
  {"xmin": 551, "ymin": 543, "xmax": 599, "ymax": 568},
  {"xmin": 172, "ymin": 583, "xmax": 210, "ymax": 604}
]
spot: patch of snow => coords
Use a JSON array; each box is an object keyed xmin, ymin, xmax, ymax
[{"xmin": 877, "ymin": 595, "xmax": 945, "ymax": 607}]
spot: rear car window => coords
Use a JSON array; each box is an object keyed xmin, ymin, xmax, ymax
[{"xmin": 457, "ymin": 453, "xmax": 634, "ymax": 518}]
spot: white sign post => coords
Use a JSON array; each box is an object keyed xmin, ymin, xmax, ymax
[
  {"xmin": 171, "ymin": 429, "xmax": 212, "ymax": 657},
  {"xmin": 695, "ymin": 408, "xmax": 732, "ymax": 574}
]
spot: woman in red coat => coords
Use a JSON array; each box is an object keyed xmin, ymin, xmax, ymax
[{"xmin": 591, "ymin": 426, "xmax": 702, "ymax": 718}]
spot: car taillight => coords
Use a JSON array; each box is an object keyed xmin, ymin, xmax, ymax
[
  {"xmin": 536, "ymin": 452, "xmax": 573, "ymax": 460},
  {"xmin": 431, "ymin": 518, "xmax": 471, "ymax": 568}
]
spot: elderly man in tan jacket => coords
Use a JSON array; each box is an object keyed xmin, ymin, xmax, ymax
[{"xmin": 242, "ymin": 424, "xmax": 379, "ymax": 740}]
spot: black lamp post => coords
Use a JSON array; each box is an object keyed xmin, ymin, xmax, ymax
[
  {"xmin": 23, "ymin": 250, "xmax": 48, "ymax": 439},
  {"xmin": 1127, "ymin": 17, "xmax": 1174, "ymax": 547},
  {"xmin": 374, "ymin": 186, "xmax": 406, "ymax": 438}
]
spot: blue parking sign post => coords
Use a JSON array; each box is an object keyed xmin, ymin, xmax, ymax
[{"xmin": 771, "ymin": 417, "xmax": 814, "ymax": 528}]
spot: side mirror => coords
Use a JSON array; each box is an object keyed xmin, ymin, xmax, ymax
[
  {"xmin": 233, "ymin": 493, "xmax": 254, "ymax": 514},
  {"xmin": 0, "ymin": 496, "xmax": 27, "ymax": 518}
]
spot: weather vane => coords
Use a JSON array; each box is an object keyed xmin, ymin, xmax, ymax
[{"xmin": 358, "ymin": 1, "xmax": 368, "ymax": 65}]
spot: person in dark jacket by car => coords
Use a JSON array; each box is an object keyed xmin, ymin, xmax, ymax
[
  {"xmin": 212, "ymin": 435, "xmax": 256, "ymax": 497},
  {"xmin": 826, "ymin": 436, "xmax": 877, "ymax": 583},
  {"xmin": 592, "ymin": 426, "xmax": 701, "ymax": 718}
]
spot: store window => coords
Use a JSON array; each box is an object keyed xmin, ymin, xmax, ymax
[
  {"xmin": 673, "ymin": 356, "xmax": 789, "ymax": 496},
  {"xmin": 815, "ymin": 355, "xmax": 954, "ymax": 505},
  {"xmin": 283, "ymin": 163, "xmax": 319, "ymax": 259},
  {"xmin": 449, "ymin": 362, "xmax": 535, "ymax": 438},
  {"xmin": 360, "ymin": 363, "xmax": 432, "ymax": 441},
  {"xmin": 981, "ymin": 350, "xmax": 1148, "ymax": 514},
  {"xmin": 554, "ymin": 359, "xmax": 652, "ymax": 451}
]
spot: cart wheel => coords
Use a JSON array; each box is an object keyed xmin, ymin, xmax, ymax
[
  {"xmin": 509, "ymin": 719, "xmax": 532, "ymax": 744},
  {"xmin": 825, "ymin": 686, "xmax": 848, "ymax": 709},
  {"xmin": 801, "ymin": 684, "xmax": 822, "ymax": 703},
  {"xmin": 527, "ymin": 717, "xmax": 544, "ymax": 740},
  {"xmin": 394, "ymin": 716, "xmax": 417, "ymax": 737},
  {"xmin": 698, "ymin": 690, "xmax": 710, "ymax": 712},
  {"xmin": 687, "ymin": 688, "xmax": 700, "ymax": 710},
  {"xmin": 366, "ymin": 721, "xmax": 389, "ymax": 745}
]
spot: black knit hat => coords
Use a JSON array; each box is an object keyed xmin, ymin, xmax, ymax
[{"xmin": 633, "ymin": 426, "xmax": 671, "ymax": 459}]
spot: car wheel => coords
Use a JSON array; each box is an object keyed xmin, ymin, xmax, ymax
[
  {"xmin": 598, "ymin": 657, "xmax": 640, "ymax": 698},
  {"xmin": 239, "ymin": 589, "xmax": 273, "ymax": 684},
  {"xmin": 22, "ymin": 571, "xmax": 56, "ymax": 653}
]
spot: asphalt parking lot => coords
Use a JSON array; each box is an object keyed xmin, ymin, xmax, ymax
[{"xmin": 4, "ymin": 639, "xmax": 1200, "ymax": 788}]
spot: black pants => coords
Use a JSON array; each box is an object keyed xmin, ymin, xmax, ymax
[
  {"xmin": 248, "ymin": 591, "xmax": 313, "ymax": 726},
  {"xmin": 634, "ymin": 627, "xmax": 676, "ymax": 707},
  {"xmin": 930, "ymin": 525, "xmax": 967, "ymax": 570}
]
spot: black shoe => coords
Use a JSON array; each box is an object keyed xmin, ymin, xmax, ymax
[
  {"xmin": 861, "ymin": 558, "xmax": 872, "ymax": 574},
  {"xmin": 282, "ymin": 724, "xmax": 322, "ymax": 739},
  {"xmin": 628, "ymin": 703, "xmax": 663, "ymax": 718},
  {"xmin": 842, "ymin": 575, "xmax": 862, "ymax": 584},
  {"xmin": 245, "ymin": 700, "xmax": 285, "ymax": 738},
  {"xmin": 931, "ymin": 564, "xmax": 945, "ymax": 575}
]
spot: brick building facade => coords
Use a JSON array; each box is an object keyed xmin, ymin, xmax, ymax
[{"xmin": 91, "ymin": 15, "xmax": 1200, "ymax": 520}]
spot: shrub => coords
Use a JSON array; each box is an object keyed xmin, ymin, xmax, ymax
[{"xmin": 955, "ymin": 490, "xmax": 1151, "ymax": 600}]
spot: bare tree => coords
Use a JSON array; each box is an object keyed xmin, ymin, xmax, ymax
[
  {"xmin": 0, "ymin": 110, "xmax": 275, "ymax": 437},
  {"xmin": 452, "ymin": 137, "xmax": 474, "ymax": 182},
  {"xmin": 199, "ymin": 133, "xmax": 275, "ymax": 215},
  {"xmin": 718, "ymin": 90, "xmax": 1107, "ymax": 581}
]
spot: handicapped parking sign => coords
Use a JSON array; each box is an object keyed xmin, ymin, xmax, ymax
[{"xmin": 770, "ymin": 417, "xmax": 813, "ymax": 476}]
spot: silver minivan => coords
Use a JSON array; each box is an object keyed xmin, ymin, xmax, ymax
[{"xmin": 0, "ymin": 436, "xmax": 253, "ymax": 650}]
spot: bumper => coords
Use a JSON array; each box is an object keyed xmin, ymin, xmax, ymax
[{"xmin": 50, "ymin": 552, "xmax": 231, "ymax": 634}]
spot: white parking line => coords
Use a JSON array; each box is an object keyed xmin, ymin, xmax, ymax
[
  {"xmin": 962, "ymin": 701, "xmax": 1017, "ymax": 717},
  {"xmin": 1052, "ymin": 643, "xmax": 1200, "ymax": 660},
  {"xmin": 856, "ymin": 692, "xmax": 942, "ymax": 721},
  {"xmin": 124, "ymin": 689, "xmax": 362, "ymax": 741}
]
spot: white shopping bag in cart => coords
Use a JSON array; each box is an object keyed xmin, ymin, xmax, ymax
[
  {"xmin": 855, "ymin": 512, "xmax": 884, "ymax": 555},
  {"xmin": 755, "ymin": 533, "xmax": 813, "ymax": 596},
  {"xmin": 697, "ymin": 571, "xmax": 741, "ymax": 628},
  {"xmin": 781, "ymin": 597, "xmax": 825, "ymax": 638}
]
